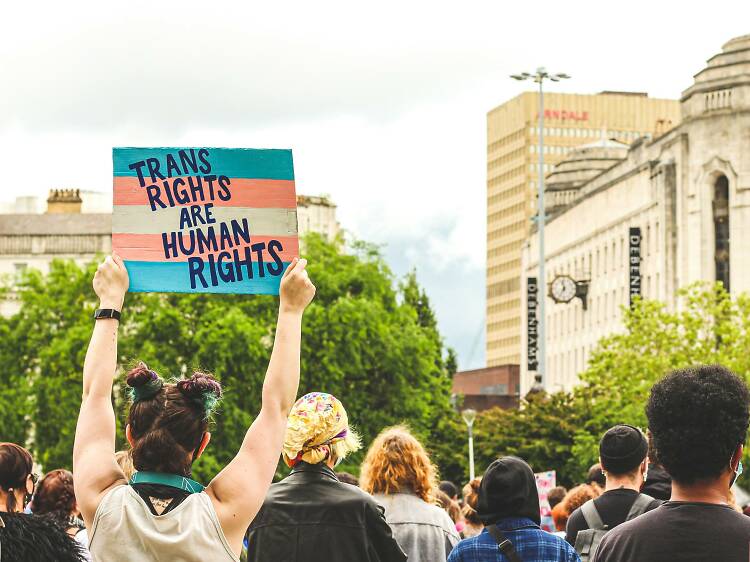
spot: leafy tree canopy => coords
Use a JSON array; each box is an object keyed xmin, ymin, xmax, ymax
[
  {"xmin": 0, "ymin": 234, "xmax": 455, "ymax": 481},
  {"xmin": 434, "ymin": 283, "xmax": 750, "ymax": 488}
]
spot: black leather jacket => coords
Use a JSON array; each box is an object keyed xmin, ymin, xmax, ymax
[{"xmin": 245, "ymin": 462, "xmax": 407, "ymax": 562}]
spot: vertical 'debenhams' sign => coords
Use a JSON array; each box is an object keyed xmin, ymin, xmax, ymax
[
  {"xmin": 527, "ymin": 277, "xmax": 538, "ymax": 371},
  {"xmin": 629, "ymin": 227, "xmax": 642, "ymax": 306}
]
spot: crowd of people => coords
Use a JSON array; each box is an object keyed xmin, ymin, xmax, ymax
[{"xmin": 2, "ymin": 255, "xmax": 750, "ymax": 561}]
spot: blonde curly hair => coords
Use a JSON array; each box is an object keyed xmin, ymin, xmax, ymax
[{"xmin": 359, "ymin": 425, "xmax": 438, "ymax": 503}]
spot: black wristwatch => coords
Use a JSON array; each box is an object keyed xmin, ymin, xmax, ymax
[{"xmin": 94, "ymin": 308, "xmax": 121, "ymax": 321}]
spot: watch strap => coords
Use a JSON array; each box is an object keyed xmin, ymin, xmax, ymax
[{"xmin": 94, "ymin": 308, "xmax": 121, "ymax": 321}]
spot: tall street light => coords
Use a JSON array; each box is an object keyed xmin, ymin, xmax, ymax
[
  {"xmin": 462, "ymin": 408, "xmax": 477, "ymax": 480},
  {"xmin": 510, "ymin": 68, "xmax": 570, "ymax": 392}
]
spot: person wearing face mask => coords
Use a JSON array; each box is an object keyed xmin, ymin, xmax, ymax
[
  {"xmin": 596, "ymin": 365, "xmax": 750, "ymax": 562},
  {"xmin": 566, "ymin": 425, "xmax": 660, "ymax": 559},
  {"xmin": 0, "ymin": 443, "xmax": 86, "ymax": 562},
  {"xmin": 244, "ymin": 393, "xmax": 407, "ymax": 562}
]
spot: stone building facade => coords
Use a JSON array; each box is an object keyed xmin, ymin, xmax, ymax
[
  {"xmin": 296, "ymin": 194, "xmax": 340, "ymax": 242},
  {"xmin": 521, "ymin": 34, "xmax": 750, "ymax": 393},
  {"xmin": 486, "ymin": 91, "xmax": 680, "ymax": 369}
]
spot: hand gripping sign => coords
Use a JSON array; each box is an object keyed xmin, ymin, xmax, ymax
[{"xmin": 112, "ymin": 147, "xmax": 299, "ymax": 294}]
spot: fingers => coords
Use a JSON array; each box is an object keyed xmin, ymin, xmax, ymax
[
  {"xmin": 282, "ymin": 257, "xmax": 299, "ymax": 279},
  {"xmin": 284, "ymin": 258, "xmax": 307, "ymax": 280},
  {"xmin": 112, "ymin": 252, "xmax": 125, "ymax": 269},
  {"xmin": 98, "ymin": 253, "xmax": 126, "ymax": 273},
  {"xmin": 296, "ymin": 259, "xmax": 308, "ymax": 273}
]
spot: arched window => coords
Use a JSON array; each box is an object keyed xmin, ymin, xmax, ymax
[{"xmin": 714, "ymin": 175, "xmax": 730, "ymax": 291}]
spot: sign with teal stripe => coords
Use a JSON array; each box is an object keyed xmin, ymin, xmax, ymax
[
  {"xmin": 124, "ymin": 261, "xmax": 291, "ymax": 294},
  {"xmin": 113, "ymin": 147, "xmax": 295, "ymax": 181},
  {"xmin": 112, "ymin": 146, "xmax": 299, "ymax": 294}
]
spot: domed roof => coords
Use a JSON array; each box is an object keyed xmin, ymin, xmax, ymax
[
  {"xmin": 545, "ymin": 139, "xmax": 628, "ymax": 193},
  {"xmin": 682, "ymin": 34, "xmax": 750, "ymax": 102}
]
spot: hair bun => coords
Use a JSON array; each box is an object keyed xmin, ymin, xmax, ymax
[
  {"xmin": 177, "ymin": 372, "xmax": 222, "ymax": 417},
  {"xmin": 126, "ymin": 363, "xmax": 163, "ymax": 402},
  {"xmin": 127, "ymin": 363, "xmax": 157, "ymax": 387}
]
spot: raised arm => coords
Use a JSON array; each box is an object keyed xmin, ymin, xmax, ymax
[
  {"xmin": 207, "ymin": 257, "xmax": 315, "ymax": 550},
  {"xmin": 73, "ymin": 254, "xmax": 130, "ymax": 525}
]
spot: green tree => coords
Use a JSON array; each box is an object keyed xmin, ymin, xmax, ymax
[
  {"xmin": 568, "ymin": 282, "xmax": 750, "ymax": 476},
  {"xmin": 431, "ymin": 393, "xmax": 589, "ymax": 487},
  {"xmin": 0, "ymin": 233, "xmax": 456, "ymax": 480},
  {"xmin": 433, "ymin": 283, "xmax": 750, "ymax": 487}
]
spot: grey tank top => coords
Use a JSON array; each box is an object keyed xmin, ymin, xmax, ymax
[{"xmin": 89, "ymin": 485, "xmax": 239, "ymax": 561}]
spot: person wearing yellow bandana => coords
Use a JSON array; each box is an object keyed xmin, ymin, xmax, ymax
[{"xmin": 245, "ymin": 393, "xmax": 407, "ymax": 562}]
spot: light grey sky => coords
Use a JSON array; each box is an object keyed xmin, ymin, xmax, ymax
[{"xmin": 1, "ymin": 0, "xmax": 748, "ymax": 369}]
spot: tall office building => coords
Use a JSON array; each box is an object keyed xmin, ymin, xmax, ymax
[{"xmin": 486, "ymin": 91, "xmax": 680, "ymax": 367}]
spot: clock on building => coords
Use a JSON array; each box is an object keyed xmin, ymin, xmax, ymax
[{"xmin": 549, "ymin": 275, "xmax": 578, "ymax": 304}]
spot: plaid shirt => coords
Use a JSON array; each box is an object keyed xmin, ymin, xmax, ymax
[{"xmin": 447, "ymin": 518, "xmax": 581, "ymax": 562}]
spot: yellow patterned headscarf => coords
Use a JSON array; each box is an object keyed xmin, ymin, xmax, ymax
[{"xmin": 282, "ymin": 392, "xmax": 361, "ymax": 468}]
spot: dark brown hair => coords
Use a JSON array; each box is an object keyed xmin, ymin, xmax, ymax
[
  {"xmin": 547, "ymin": 485, "xmax": 567, "ymax": 509},
  {"xmin": 31, "ymin": 469, "xmax": 76, "ymax": 517},
  {"xmin": 0, "ymin": 442, "xmax": 33, "ymax": 512},
  {"xmin": 126, "ymin": 363, "xmax": 222, "ymax": 476}
]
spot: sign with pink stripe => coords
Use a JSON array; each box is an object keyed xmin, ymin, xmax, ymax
[{"xmin": 112, "ymin": 147, "xmax": 299, "ymax": 294}]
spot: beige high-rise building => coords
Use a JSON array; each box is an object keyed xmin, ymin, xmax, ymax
[{"xmin": 486, "ymin": 91, "xmax": 680, "ymax": 366}]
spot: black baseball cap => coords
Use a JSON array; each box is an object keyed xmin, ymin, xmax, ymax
[{"xmin": 599, "ymin": 424, "xmax": 648, "ymax": 475}]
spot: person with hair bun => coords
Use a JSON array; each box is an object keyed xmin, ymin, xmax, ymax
[
  {"xmin": 0, "ymin": 443, "xmax": 87, "ymax": 561},
  {"xmin": 30, "ymin": 469, "xmax": 92, "ymax": 560},
  {"xmin": 73, "ymin": 253, "xmax": 315, "ymax": 561},
  {"xmin": 360, "ymin": 425, "xmax": 460, "ymax": 562}
]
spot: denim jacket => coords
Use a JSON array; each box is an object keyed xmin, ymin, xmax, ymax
[{"xmin": 374, "ymin": 492, "xmax": 461, "ymax": 562}]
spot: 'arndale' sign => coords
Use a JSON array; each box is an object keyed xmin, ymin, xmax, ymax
[{"xmin": 540, "ymin": 109, "xmax": 590, "ymax": 121}]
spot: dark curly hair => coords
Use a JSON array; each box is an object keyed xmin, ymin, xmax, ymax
[
  {"xmin": 0, "ymin": 512, "xmax": 86, "ymax": 562},
  {"xmin": 126, "ymin": 363, "xmax": 222, "ymax": 476},
  {"xmin": 646, "ymin": 365, "xmax": 749, "ymax": 485}
]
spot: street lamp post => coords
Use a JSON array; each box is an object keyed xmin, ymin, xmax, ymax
[
  {"xmin": 462, "ymin": 408, "xmax": 477, "ymax": 480},
  {"xmin": 510, "ymin": 68, "xmax": 570, "ymax": 392}
]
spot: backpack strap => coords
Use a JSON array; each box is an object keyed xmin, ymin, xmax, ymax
[
  {"xmin": 580, "ymin": 499, "xmax": 607, "ymax": 531},
  {"xmin": 625, "ymin": 493, "xmax": 654, "ymax": 521},
  {"xmin": 486, "ymin": 524, "xmax": 523, "ymax": 562}
]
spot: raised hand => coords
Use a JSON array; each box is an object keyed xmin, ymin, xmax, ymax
[
  {"xmin": 279, "ymin": 257, "xmax": 316, "ymax": 314},
  {"xmin": 93, "ymin": 252, "xmax": 130, "ymax": 310}
]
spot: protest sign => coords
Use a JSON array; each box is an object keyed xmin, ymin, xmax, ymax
[
  {"xmin": 535, "ymin": 470, "xmax": 556, "ymax": 532},
  {"xmin": 112, "ymin": 147, "xmax": 299, "ymax": 294}
]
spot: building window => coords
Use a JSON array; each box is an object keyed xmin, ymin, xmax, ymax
[{"xmin": 714, "ymin": 175, "xmax": 730, "ymax": 291}]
